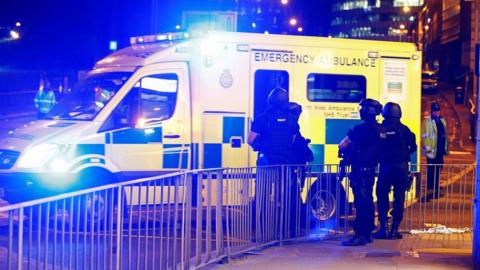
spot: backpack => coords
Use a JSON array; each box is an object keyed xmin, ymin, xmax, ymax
[{"xmin": 292, "ymin": 134, "xmax": 314, "ymax": 164}]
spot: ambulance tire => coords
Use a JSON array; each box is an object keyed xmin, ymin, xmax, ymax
[
  {"xmin": 307, "ymin": 176, "xmax": 347, "ymax": 224},
  {"xmin": 74, "ymin": 169, "xmax": 122, "ymax": 231}
]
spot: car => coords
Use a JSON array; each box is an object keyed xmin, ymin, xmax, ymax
[{"xmin": 422, "ymin": 70, "xmax": 438, "ymax": 93}]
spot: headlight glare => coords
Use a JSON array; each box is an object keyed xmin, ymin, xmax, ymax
[{"xmin": 18, "ymin": 144, "xmax": 60, "ymax": 168}]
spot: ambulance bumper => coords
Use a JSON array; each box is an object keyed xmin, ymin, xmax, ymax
[{"xmin": 0, "ymin": 172, "xmax": 79, "ymax": 203}]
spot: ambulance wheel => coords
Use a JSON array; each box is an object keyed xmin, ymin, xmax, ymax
[
  {"xmin": 74, "ymin": 169, "xmax": 120, "ymax": 231},
  {"xmin": 308, "ymin": 177, "xmax": 346, "ymax": 223}
]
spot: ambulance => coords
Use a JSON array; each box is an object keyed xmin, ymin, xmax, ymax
[{"xmin": 0, "ymin": 31, "xmax": 421, "ymax": 220}]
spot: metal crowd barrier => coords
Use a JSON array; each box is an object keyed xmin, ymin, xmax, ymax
[
  {"xmin": 402, "ymin": 163, "xmax": 475, "ymax": 232},
  {"xmin": 0, "ymin": 163, "xmax": 474, "ymax": 269}
]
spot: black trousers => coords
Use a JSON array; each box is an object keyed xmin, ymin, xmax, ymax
[
  {"xmin": 350, "ymin": 167, "xmax": 375, "ymax": 237},
  {"xmin": 376, "ymin": 163, "xmax": 409, "ymax": 227},
  {"xmin": 427, "ymin": 154, "xmax": 444, "ymax": 191},
  {"xmin": 285, "ymin": 168, "xmax": 302, "ymax": 237}
]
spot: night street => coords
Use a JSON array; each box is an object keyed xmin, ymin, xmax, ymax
[{"xmin": 1, "ymin": 0, "xmax": 480, "ymax": 269}]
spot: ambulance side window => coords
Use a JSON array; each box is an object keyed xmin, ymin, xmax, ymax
[
  {"xmin": 99, "ymin": 73, "xmax": 178, "ymax": 132},
  {"xmin": 138, "ymin": 73, "xmax": 178, "ymax": 121},
  {"xmin": 307, "ymin": 73, "xmax": 366, "ymax": 103}
]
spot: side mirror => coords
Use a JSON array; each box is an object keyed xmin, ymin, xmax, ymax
[{"xmin": 135, "ymin": 118, "xmax": 146, "ymax": 129}]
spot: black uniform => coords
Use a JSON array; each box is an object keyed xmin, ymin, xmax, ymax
[
  {"xmin": 251, "ymin": 106, "xmax": 299, "ymax": 165},
  {"xmin": 251, "ymin": 105, "xmax": 300, "ymax": 237},
  {"xmin": 377, "ymin": 119, "xmax": 417, "ymax": 232},
  {"xmin": 346, "ymin": 120, "xmax": 385, "ymax": 240}
]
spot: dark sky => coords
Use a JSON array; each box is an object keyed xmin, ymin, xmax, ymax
[{"xmin": 0, "ymin": 0, "xmax": 332, "ymax": 71}]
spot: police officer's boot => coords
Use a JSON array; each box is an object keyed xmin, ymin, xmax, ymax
[
  {"xmin": 373, "ymin": 223, "xmax": 389, "ymax": 239},
  {"xmin": 342, "ymin": 235, "xmax": 367, "ymax": 246},
  {"xmin": 389, "ymin": 222, "xmax": 403, "ymax": 240},
  {"xmin": 364, "ymin": 233, "xmax": 374, "ymax": 243}
]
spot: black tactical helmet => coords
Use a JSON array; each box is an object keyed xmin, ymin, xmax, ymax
[
  {"xmin": 289, "ymin": 102, "xmax": 302, "ymax": 119},
  {"xmin": 382, "ymin": 102, "xmax": 402, "ymax": 119},
  {"xmin": 431, "ymin": 102, "xmax": 440, "ymax": 112},
  {"xmin": 359, "ymin": 98, "xmax": 382, "ymax": 118},
  {"xmin": 268, "ymin": 88, "xmax": 289, "ymax": 108}
]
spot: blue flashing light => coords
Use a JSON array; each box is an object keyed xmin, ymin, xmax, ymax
[{"xmin": 109, "ymin": 40, "xmax": 118, "ymax": 51}]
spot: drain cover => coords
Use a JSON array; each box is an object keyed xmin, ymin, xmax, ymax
[
  {"xmin": 351, "ymin": 251, "xmax": 420, "ymax": 258},
  {"xmin": 366, "ymin": 252, "xmax": 401, "ymax": 257}
]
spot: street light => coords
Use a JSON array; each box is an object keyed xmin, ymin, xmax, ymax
[
  {"xmin": 297, "ymin": 27, "xmax": 303, "ymax": 33},
  {"xmin": 281, "ymin": 0, "xmax": 288, "ymax": 5},
  {"xmin": 15, "ymin": 22, "xmax": 21, "ymax": 27},
  {"xmin": 399, "ymin": 24, "xmax": 405, "ymax": 30},
  {"xmin": 289, "ymin": 18, "xmax": 297, "ymax": 26},
  {"xmin": 403, "ymin": 6, "xmax": 410, "ymax": 12},
  {"xmin": 10, "ymin": 30, "xmax": 19, "ymax": 40}
]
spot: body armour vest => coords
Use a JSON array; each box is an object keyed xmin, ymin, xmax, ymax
[{"xmin": 263, "ymin": 109, "xmax": 295, "ymax": 164}]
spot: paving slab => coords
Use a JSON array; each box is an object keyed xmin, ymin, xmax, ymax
[{"xmin": 206, "ymin": 234, "xmax": 473, "ymax": 270}]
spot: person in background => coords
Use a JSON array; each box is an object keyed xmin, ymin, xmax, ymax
[
  {"xmin": 34, "ymin": 77, "xmax": 56, "ymax": 119},
  {"xmin": 469, "ymin": 98, "xmax": 476, "ymax": 142},
  {"xmin": 421, "ymin": 102, "xmax": 449, "ymax": 200},
  {"xmin": 93, "ymin": 82, "xmax": 115, "ymax": 112}
]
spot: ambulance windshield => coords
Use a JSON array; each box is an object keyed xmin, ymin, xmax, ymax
[{"xmin": 47, "ymin": 72, "xmax": 132, "ymax": 121}]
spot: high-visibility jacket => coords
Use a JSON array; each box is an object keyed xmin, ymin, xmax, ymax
[
  {"xmin": 421, "ymin": 116, "xmax": 448, "ymax": 159},
  {"xmin": 34, "ymin": 90, "xmax": 56, "ymax": 114}
]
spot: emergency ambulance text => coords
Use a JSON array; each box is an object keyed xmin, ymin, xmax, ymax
[{"xmin": 254, "ymin": 51, "xmax": 376, "ymax": 68}]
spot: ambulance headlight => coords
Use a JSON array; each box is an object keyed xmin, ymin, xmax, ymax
[
  {"xmin": 18, "ymin": 144, "xmax": 60, "ymax": 168},
  {"xmin": 50, "ymin": 158, "xmax": 68, "ymax": 172}
]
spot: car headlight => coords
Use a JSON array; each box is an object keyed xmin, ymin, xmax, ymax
[{"xmin": 18, "ymin": 144, "xmax": 61, "ymax": 168}]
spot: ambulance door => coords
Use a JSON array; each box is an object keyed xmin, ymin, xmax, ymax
[
  {"xmin": 101, "ymin": 62, "xmax": 191, "ymax": 179},
  {"xmin": 249, "ymin": 69, "xmax": 289, "ymax": 166}
]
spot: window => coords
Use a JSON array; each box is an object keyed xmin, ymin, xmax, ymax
[
  {"xmin": 100, "ymin": 73, "xmax": 179, "ymax": 132},
  {"xmin": 48, "ymin": 72, "xmax": 132, "ymax": 121},
  {"xmin": 138, "ymin": 74, "xmax": 178, "ymax": 121},
  {"xmin": 307, "ymin": 73, "xmax": 366, "ymax": 103}
]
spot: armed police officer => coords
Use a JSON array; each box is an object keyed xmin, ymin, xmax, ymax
[
  {"xmin": 338, "ymin": 98, "xmax": 385, "ymax": 246},
  {"xmin": 248, "ymin": 88, "xmax": 300, "ymax": 237},
  {"xmin": 248, "ymin": 88, "xmax": 299, "ymax": 165},
  {"xmin": 374, "ymin": 102, "xmax": 417, "ymax": 240}
]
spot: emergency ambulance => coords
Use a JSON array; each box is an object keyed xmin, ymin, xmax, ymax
[{"xmin": 0, "ymin": 31, "xmax": 421, "ymax": 220}]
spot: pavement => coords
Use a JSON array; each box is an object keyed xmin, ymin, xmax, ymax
[
  {"xmin": 207, "ymin": 234, "xmax": 473, "ymax": 270},
  {"xmin": 436, "ymin": 82, "xmax": 476, "ymax": 154}
]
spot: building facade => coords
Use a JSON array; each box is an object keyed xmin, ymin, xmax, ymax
[
  {"xmin": 417, "ymin": 0, "xmax": 472, "ymax": 99},
  {"xmin": 330, "ymin": 0, "xmax": 423, "ymax": 41}
]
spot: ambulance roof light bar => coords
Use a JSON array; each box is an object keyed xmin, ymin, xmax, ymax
[{"xmin": 130, "ymin": 31, "xmax": 202, "ymax": 45}]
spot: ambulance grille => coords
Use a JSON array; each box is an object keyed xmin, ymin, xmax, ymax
[{"xmin": 0, "ymin": 150, "xmax": 20, "ymax": 170}]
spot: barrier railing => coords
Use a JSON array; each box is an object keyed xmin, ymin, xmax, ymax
[
  {"xmin": 0, "ymin": 163, "xmax": 474, "ymax": 269},
  {"xmin": 402, "ymin": 163, "xmax": 475, "ymax": 232}
]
